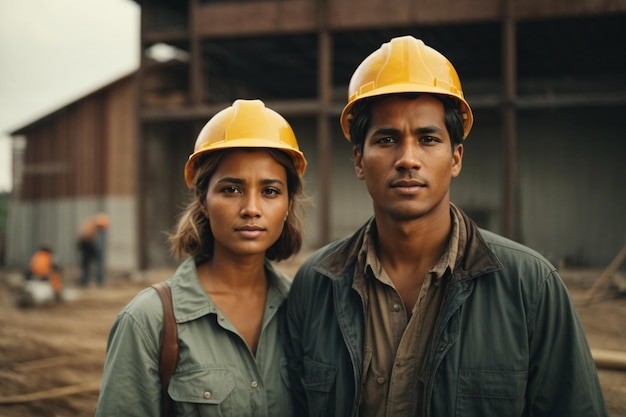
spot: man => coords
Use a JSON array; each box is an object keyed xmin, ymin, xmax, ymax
[
  {"xmin": 78, "ymin": 212, "xmax": 109, "ymax": 286},
  {"xmin": 284, "ymin": 36, "xmax": 608, "ymax": 417}
]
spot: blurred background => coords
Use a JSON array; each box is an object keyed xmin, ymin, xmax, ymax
[
  {"xmin": 0, "ymin": 1, "xmax": 625, "ymax": 416},
  {"xmin": 1, "ymin": 0, "xmax": 625, "ymax": 276}
]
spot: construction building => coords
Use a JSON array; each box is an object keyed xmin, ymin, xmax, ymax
[{"xmin": 7, "ymin": 0, "xmax": 626, "ymax": 274}]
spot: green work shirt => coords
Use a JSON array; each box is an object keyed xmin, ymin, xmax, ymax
[{"xmin": 96, "ymin": 257, "xmax": 293, "ymax": 417}]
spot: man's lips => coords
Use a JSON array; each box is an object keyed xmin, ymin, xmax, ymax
[
  {"xmin": 390, "ymin": 178, "xmax": 427, "ymax": 195},
  {"xmin": 390, "ymin": 179, "xmax": 426, "ymax": 188}
]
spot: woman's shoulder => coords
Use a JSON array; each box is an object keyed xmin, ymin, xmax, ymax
[{"xmin": 116, "ymin": 286, "xmax": 166, "ymax": 331}]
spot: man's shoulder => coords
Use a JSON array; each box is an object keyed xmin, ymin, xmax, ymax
[
  {"xmin": 477, "ymin": 228, "xmax": 556, "ymax": 273},
  {"xmin": 299, "ymin": 237, "xmax": 352, "ymax": 272}
]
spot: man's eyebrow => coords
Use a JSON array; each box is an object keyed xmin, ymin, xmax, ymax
[
  {"xmin": 370, "ymin": 125, "xmax": 445, "ymax": 136},
  {"xmin": 415, "ymin": 125, "xmax": 445, "ymax": 135},
  {"xmin": 370, "ymin": 127, "xmax": 400, "ymax": 136}
]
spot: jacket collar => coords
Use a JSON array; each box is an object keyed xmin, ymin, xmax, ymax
[{"xmin": 315, "ymin": 204, "xmax": 502, "ymax": 284}]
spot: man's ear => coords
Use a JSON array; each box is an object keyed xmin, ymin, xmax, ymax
[
  {"xmin": 451, "ymin": 143, "xmax": 463, "ymax": 178},
  {"xmin": 353, "ymin": 146, "xmax": 365, "ymax": 180}
]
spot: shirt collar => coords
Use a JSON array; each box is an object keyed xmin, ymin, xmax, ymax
[
  {"xmin": 355, "ymin": 205, "xmax": 464, "ymax": 285},
  {"xmin": 168, "ymin": 257, "xmax": 290, "ymax": 323}
]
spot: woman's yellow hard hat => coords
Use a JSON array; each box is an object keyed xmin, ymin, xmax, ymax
[{"xmin": 184, "ymin": 99, "xmax": 307, "ymax": 188}]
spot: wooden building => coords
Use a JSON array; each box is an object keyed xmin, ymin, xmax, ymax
[{"xmin": 7, "ymin": 0, "xmax": 626, "ymax": 273}]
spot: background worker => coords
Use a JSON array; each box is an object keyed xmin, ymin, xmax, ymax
[
  {"xmin": 94, "ymin": 212, "xmax": 110, "ymax": 285},
  {"xmin": 284, "ymin": 36, "xmax": 608, "ymax": 417},
  {"xmin": 25, "ymin": 243, "xmax": 63, "ymax": 301},
  {"xmin": 77, "ymin": 212, "xmax": 109, "ymax": 286}
]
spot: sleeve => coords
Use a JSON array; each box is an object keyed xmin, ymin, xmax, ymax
[
  {"xmin": 95, "ymin": 306, "xmax": 163, "ymax": 417},
  {"xmin": 283, "ymin": 267, "xmax": 310, "ymax": 417},
  {"xmin": 526, "ymin": 270, "xmax": 609, "ymax": 417}
]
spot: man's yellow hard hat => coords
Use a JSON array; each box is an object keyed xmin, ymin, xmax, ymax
[{"xmin": 340, "ymin": 36, "xmax": 473, "ymax": 140}]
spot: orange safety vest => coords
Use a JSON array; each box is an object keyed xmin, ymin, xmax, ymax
[
  {"xmin": 29, "ymin": 250, "xmax": 62, "ymax": 293},
  {"xmin": 30, "ymin": 250, "xmax": 53, "ymax": 277}
]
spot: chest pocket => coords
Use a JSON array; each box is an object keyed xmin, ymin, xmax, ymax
[
  {"xmin": 169, "ymin": 367, "xmax": 237, "ymax": 416},
  {"xmin": 456, "ymin": 369, "xmax": 527, "ymax": 416},
  {"xmin": 302, "ymin": 357, "xmax": 337, "ymax": 417}
]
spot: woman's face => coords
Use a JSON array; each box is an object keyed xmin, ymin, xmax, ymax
[{"xmin": 205, "ymin": 149, "xmax": 289, "ymax": 259}]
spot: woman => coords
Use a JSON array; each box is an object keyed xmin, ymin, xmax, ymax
[{"xmin": 96, "ymin": 99, "xmax": 307, "ymax": 416}]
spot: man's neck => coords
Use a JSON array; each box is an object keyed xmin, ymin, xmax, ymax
[{"xmin": 374, "ymin": 204, "xmax": 452, "ymax": 272}]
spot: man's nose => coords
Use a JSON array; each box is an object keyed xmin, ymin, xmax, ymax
[{"xmin": 394, "ymin": 141, "xmax": 422, "ymax": 171}]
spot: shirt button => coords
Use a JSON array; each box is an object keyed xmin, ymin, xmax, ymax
[
  {"xmin": 203, "ymin": 391, "xmax": 212, "ymax": 399},
  {"xmin": 251, "ymin": 380, "xmax": 258, "ymax": 388},
  {"xmin": 392, "ymin": 304, "xmax": 401, "ymax": 312},
  {"xmin": 376, "ymin": 377, "xmax": 386, "ymax": 384}
]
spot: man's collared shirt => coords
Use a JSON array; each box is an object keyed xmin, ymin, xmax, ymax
[{"xmin": 355, "ymin": 206, "xmax": 464, "ymax": 417}]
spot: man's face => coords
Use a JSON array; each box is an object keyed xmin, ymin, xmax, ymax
[{"xmin": 353, "ymin": 95, "xmax": 463, "ymax": 222}]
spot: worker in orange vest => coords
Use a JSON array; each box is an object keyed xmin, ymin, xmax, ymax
[{"xmin": 26, "ymin": 243, "xmax": 63, "ymax": 301}]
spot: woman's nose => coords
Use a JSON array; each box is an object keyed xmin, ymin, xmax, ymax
[{"xmin": 240, "ymin": 194, "xmax": 262, "ymax": 218}]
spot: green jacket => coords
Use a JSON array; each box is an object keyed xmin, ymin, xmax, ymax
[
  {"xmin": 96, "ymin": 257, "xmax": 293, "ymax": 417},
  {"xmin": 285, "ymin": 209, "xmax": 608, "ymax": 417}
]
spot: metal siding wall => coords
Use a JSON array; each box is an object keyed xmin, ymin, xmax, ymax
[
  {"xmin": 8, "ymin": 78, "xmax": 139, "ymax": 272},
  {"xmin": 451, "ymin": 108, "xmax": 504, "ymax": 232},
  {"xmin": 143, "ymin": 122, "xmax": 192, "ymax": 268},
  {"xmin": 329, "ymin": 122, "xmax": 373, "ymax": 240},
  {"xmin": 283, "ymin": 117, "xmax": 321, "ymax": 247},
  {"xmin": 106, "ymin": 78, "xmax": 137, "ymax": 196},
  {"xmin": 288, "ymin": 117, "xmax": 373, "ymax": 248},
  {"xmin": 5, "ymin": 196, "xmax": 138, "ymax": 273},
  {"xmin": 518, "ymin": 106, "xmax": 626, "ymax": 267}
]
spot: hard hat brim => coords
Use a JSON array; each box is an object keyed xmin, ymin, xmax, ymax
[
  {"xmin": 184, "ymin": 137, "xmax": 307, "ymax": 188},
  {"xmin": 340, "ymin": 85, "xmax": 474, "ymax": 141}
]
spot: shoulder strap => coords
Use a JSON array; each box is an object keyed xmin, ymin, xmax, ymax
[{"xmin": 152, "ymin": 282, "xmax": 179, "ymax": 417}]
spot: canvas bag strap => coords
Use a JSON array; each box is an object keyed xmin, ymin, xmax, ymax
[{"xmin": 152, "ymin": 282, "xmax": 179, "ymax": 417}]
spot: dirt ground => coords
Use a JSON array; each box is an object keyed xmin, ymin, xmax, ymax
[{"xmin": 0, "ymin": 263, "xmax": 624, "ymax": 417}]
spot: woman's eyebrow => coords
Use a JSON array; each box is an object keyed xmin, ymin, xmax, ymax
[{"xmin": 216, "ymin": 177, "xmax": 285, "ymax": 186}]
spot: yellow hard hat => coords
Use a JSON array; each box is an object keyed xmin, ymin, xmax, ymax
[
  {"xmin": 184, "ymin": 99, "xmax": 307, "ymax": 188},
  {"xmin": 340, "ymin": 36, "xmax": 473, "ymax": 140}
]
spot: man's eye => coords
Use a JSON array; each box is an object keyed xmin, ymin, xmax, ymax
[
  {"xmin": 378, "ymin": 136, "xmax": 395, "ymax": 144},
  {"xmin": 421, "ymin": 136, "xmax": 439, "ymax": 143}
]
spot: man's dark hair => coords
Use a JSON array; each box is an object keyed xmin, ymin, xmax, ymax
[{"xmin": 348, "ymin": 93, "xmax": 464, "ymax": 153}]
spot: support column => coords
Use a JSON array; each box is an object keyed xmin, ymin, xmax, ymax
[
  {"xmin": 501, "ymin": 0, "xmax": 518, "ymax": 240},
  {"xmin": 317, "ymin": 0, "xmax": 332, "ymax": 246}
]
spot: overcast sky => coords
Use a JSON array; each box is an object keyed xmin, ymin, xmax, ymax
[{"xmin": 0, "ymin": 0, "xmax": 140, "ymax": 192}]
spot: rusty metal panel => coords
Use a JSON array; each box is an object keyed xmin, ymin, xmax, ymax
[
  {"xmin": 16, "ymin": 78, "xmax": 136, "ymax": 202},
  {"xmin": 515, "ymin": 0, "xmax": 626, "ymax": 18},
  {"xmin": 194, "ymin": 0, "xmax": 316, "ymax": 36},
  {"xmin": 329, "ymin": 0, "xmax": 500, "ymax": 27},
  {"xmin": 105, "ymin": 77, "xmax": 137, "ymax": 196}
]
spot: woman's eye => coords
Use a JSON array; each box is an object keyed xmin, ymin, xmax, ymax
[
  {"xmin": 222, "ymin": 186, "xmax": 240, "ymax": 194},
  {"xmin": 263, "ymin": 187, "xmax": 281, "ymax": 196}
]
